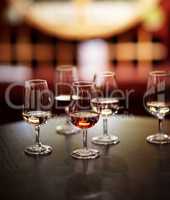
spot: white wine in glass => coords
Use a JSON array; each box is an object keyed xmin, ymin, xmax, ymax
[
  {"xmin": 91, "ymin": 71, "xmax": 120, "ymax": 145},
  {"xmin": 23, "ymin": 79, "xmax": 52, "ymax": 156},
  {"xmin": 144, "ymin": 71, "xmax": 170, "ymax": 144}
]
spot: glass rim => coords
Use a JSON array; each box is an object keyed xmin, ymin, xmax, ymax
[
  {"xmin": 73, "ymin": 81, "xmax": 95, "ymax": 87},
  {"xmin": 25, "ymin": 79, "xmax": 47, "ymax": 85},
  {"xmin": 149, "ymin": 70, "xmax": 170, "ymax": 77}
]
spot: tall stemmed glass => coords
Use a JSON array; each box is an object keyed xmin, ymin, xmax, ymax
[
  {"xmin": 55, "ymin": 65, "xmax": 80, "ymax": 135},
  {"xmin": 91, "ymin": 71, "xmax": 120, "ymax": 145},
  {"xmin": 23, "ymin": 79, "xmax": 53, "ymax": 156},
  {"xmin": 68, "ymin": 81, "xmax": 100, "ymax": 159},
  {"xmin": 144, "ymin": 71, "xmax": 170, "ymax": 144}
]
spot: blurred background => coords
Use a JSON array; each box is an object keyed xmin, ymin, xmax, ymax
[{"xmin": 0, "ymin": 0, "xmax": 170, "ymax": 123}]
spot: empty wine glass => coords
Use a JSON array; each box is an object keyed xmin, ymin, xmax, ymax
[
  {"xmin": 91, "ymin": 71, "xmax": 120, "ymax": 145},
  {"xmin": 55, "ymin": 65, "xmax": 80, "ymax": 135},
  {"xmin": 144, "ymin": 71, "xmax": 170, "ymax": 144},
  {"xmin": 23, "ymin": 79, "xmax": 53, "ymax": 156},
  {"xmin": 68, "ymin": 81, "xmax": 100, "ymax": 159}
]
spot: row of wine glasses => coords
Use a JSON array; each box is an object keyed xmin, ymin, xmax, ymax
[
  {"xmin": 54, "ymin": 66, "xmax": 120, "ymax": 144},
  {"xmin": 22, "ymin": 66, "xmax": 120, "ymax": 158},
  {"xmin": 22, "ymin": 67, "xmax": 170, "ymax": 159}
]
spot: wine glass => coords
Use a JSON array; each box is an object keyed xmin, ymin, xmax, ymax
[
  {"xmin": 23, "ymin": 79, "xmax": 53, "ymax": 156},
  {"xmin": 55, "ymin": 65, "xmax": 80, "ymax": 135},
  {"xmin": 68, "ymin": 81, "xmax": 100, "ymax": 159},
  {"xmin": 91, "ymin": 71, "xmax": 120, "ymax": 145},
  {"xmin": 144, "ymin": 71, "xmax": 170, "ymax": 144}
]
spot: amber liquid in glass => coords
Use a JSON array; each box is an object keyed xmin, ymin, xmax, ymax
[{"xmin": 70, "ymin": 111, "xmax": 99, "ymax": 129}]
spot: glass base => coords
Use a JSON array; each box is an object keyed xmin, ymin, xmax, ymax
[
  {"xmin": 71, "ymin": 148, "xmax": 100, "ymax": 159},
  {"xmin": 24, "ymin": 144, "xmax": 52, "ymax": 156},
  {"xmin": 146, "ymin": 133, "xmax": 170, "ymax": 144},
  {"xmin": 92, "ymin": 135, "xmax": 120, "ymax": 145},
  {"xmin": 56, "ymin": 124, "xmax": 80, "ymax": 136}
]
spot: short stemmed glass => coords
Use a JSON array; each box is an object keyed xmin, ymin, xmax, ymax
[
  {"xmin": 23, "ymin": 79, "xmax": 53, "ymax": 156},
  {"xmin": 91, "ymin": 71, "xmax": 120, "ymax": 145},
  {"xmin": 68, "ymin": 81, "xmax": 100, "ymax": 159},
  {"xmin": 55, "ymin": 65, "xmax": 80, "ymax": 135},
  {"xmin": 144, "ymin": 71, "xmax": 170, "ymax": 144}
]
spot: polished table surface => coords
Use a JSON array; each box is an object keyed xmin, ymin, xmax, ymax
[{"xmin": 0, "ymin": 115, "xmax": 170, "ymax": 200}]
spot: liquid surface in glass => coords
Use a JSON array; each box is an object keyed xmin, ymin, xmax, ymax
[
  {"xmin": 146, "ymin": 101, "xmax": 170, "ymax": 118},
  {"xmin": 91, "ymin": 97, "xmax": 119, "ymax": 116},
  {"xmin": 70, "ymin": 111, "xmax": 99, "ymax": 129},
  {"xmin": 23, "ymin": 111, "xmax": 51, "ymax": 125}
]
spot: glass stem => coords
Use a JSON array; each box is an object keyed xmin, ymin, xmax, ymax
[
  {"xmin": 83, "ymin": 129, "xmax": 88, "ymax": 150},
  {"xmin": 35, "ymin": 125, "xmax": 41, "ymax": 147},
  {"xmin": 158, "ymin": 118, "xmax": 164, "ymax": 134},
  {"xmin": 103, "ymin": 118, "xmax": 108, "ymax": 137}
]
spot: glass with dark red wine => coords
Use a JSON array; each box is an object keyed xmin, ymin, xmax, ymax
[
  {"xmin": 54, "ymin": 65, "xmax": 80, "ymax": 135},
  {"xmin": 68, "ymin": 81, "xmax": 100, "ymax": 159}
]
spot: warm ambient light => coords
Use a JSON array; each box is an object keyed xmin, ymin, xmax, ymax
[
  {"xmin": 111, "ymin": 42, "xmax": 166, "ymax": 61},
  {"xmin": 74, "ymin": 0, "xmax": 91, "ymax": 7},
  {"xmin": 73, "ymin": 0, "xmax": 92, "ymax": 23},
  {"xmin": 13, "ymin": 0, "xmax": 153, "ymax": 40}
]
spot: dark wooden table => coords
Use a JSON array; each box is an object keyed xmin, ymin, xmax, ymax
[{"xmin": 0, "ymin": 115, "xmax": 170, "ymax": 200}]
